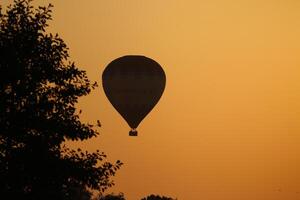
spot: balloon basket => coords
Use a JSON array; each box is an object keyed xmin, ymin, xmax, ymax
[{"xmin": 129, "ymin": 129, "xmax": 138, "ymax": 136}]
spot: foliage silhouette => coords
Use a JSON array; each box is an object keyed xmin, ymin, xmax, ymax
[
  {"xmin": 0, "ymin": 0, "xmax": 122, "ymax": 199},
  {"xmin": 96, "ymin": 193, "xmax": 126, "ymax": 200},
  {"xmin": 141, "ymin": 194, "xmax": 177, "ymax": 200}
]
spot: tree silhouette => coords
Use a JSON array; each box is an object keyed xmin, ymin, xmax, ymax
[
  {"xmin": 0, "ymin": 1, "xmax": 122, "ymax": 199},
  {"xmin": 141, "ymin": 194, "xmax": 177, "ymax": 200}
]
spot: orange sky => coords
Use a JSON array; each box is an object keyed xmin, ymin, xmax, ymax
[{"xmin": 3, "ymin": 0, "xmax": 300, "ymax": 199}]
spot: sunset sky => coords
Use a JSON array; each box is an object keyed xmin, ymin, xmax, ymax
[{"xmin": 3, "ymin": 0, "xmax": 300, "ymax": 199}]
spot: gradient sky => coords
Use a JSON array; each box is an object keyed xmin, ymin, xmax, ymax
[{"xmin": 3, "ymin": 0, "xmax": 300, "ymax": 199}]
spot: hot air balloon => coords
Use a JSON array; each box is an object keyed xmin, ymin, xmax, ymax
[{"xmin": 102, "ymin": 55, "xmax": 166, "ymax": 136}]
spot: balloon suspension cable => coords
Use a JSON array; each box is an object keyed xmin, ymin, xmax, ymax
[{"xmin": 129, "ymin": 129, "xmax": 138, "ymax": 136}]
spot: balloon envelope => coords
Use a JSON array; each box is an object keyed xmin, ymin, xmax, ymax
[{"xmin": 102, "ymin": 55, "xmax": 166, "ymax": 135}]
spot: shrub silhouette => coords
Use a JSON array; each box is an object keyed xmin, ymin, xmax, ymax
[
  {"xmin": 141, "ymin": 194, "xmax": 177, "ymax": 200},
  {"xmin": 96, "ymin": 193, "xmax": 126, "ymax": 200},
  {"xmin": 0, "ymin": 1, "xmax": 122, "ymax": 199}
]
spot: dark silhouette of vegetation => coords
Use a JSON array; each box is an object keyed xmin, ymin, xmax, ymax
[
  {"xmin": 96, "ymin": 193, "xmax": 126, "ymax": 200},
  {"xmin": 141, "ymin": 194, "xmax": 177, "ymax": 200},
  {"xmin": 0, "ymin": 1, "xmax": 122, "ymax": 199}
]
